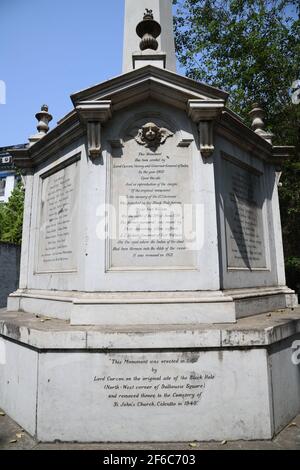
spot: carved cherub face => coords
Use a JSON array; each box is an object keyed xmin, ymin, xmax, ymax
[
  {"xmin": 133, "ymin": 122, "xmax": 173, "ymax": 148},
  {"xmin": 142, "ymin": 122, "xmax": 160, "ymax": 142}
]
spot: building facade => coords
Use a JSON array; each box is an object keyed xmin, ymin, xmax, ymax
[{"xmin": 0, "ymin": 145, "xmax": 26, "ymax": 202}]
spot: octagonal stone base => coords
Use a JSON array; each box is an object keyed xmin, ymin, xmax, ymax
[{"xmin": 0, "ymin": 308, "xmax": 300, "ymax": 442}]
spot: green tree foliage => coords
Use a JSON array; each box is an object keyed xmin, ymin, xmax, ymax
[
  {"xmin": 174, "ymin": 0, "xmax": 300, "ymax": 291},
  {"xmin": 0, "ymin": 180, "xmax": 24, "ymax": 245}
]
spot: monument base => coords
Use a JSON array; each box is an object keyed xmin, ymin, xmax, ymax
[
  {"xmin": 0, "ymin": 307, "xmax": 300, "ymax": 442},
  {"xmin": 7, "ymin": 286, "xmax": 297, "ymax": 325}
]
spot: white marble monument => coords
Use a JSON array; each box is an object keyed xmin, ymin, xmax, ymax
[{"xmin": 0, "ymin": 0, "xmax": 299, "ymax": 443}]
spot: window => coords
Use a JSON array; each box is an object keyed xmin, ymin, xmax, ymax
[{"xmin": 0, "ymin": 177, "xmax": 6, "ymax": 197}]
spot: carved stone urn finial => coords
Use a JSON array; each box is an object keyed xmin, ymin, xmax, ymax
[
  {"xmin": 136, "ymin": 9, "xmax": 162, "ymax": 51},
  {"xmin": 249, "ymin": 103, "xmax": 265, "ymax": 134},
  {"xmin": 35, "ymin": 104, "xmax": 53, "ymax": 135},
  {"xmin": 249, "ymin": 102, "xmax": 273, "ymax": 144},
  {"xmin": 28, "ymin": 104, "xmax": 53, "ymax": 146}
]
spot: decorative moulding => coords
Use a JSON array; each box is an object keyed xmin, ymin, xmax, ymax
[
  {"xmin": 187, "ymin": 99, "xmax": 225, "ymax": 158},
  {"xmin": 177, "ymin": 138, "xmax": 193, "ymax": 148},
  {"xmin": 272, "ymin": 146, "xmax": 294, "ymax": 159},
  {"xmin": 109, "ymin": 139, "xmax": 124, "ymax": 149},
  {"xmin": 76, "ymin": 100, "xmax": 112, "ymax": 159},
  {"xmin": 188, "ymin": 99, "xmax": 225, "ymax": 121},
  {"xmin": 132, "ymin": 52, "xmax": 166, "ymax": 70},
  {"xmin": 271, "ymin": 146, "xmax": 295, "ymax": 170}
]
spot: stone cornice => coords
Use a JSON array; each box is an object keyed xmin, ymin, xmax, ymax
[
  {"xmin": 271, "ymin": 146, "xmax": 295, "ymax": 166},
  {"xmin": 217, "ymin": 109, "xmax": 273, "ymax": 161}
]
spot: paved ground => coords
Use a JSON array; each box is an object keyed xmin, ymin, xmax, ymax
[{"xmin": 0, "ymin": 410, "xmax": 300, "ymax": 450}]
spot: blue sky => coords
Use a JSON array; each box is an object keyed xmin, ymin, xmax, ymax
[
  {"xmin": 0, "ymin": 0, "xmax": 127, "ymax": 147},
  {"xmin": 0, "ymin": 2, "xmax": 298, "ymax": 148}
]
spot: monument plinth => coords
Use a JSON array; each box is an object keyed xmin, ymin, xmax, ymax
[{"xmin": 0, "ymin": 0, "xmax": 299, "ymax": 442}]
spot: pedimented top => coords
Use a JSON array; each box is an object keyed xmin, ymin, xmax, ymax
[{"xmin": 71, "ymin": 65, "xmax": 229, "ymax": 110}]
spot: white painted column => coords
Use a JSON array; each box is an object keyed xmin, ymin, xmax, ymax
[{"xmin": 123, "ymin": 0, "xmax": 176, "ymax": 73}]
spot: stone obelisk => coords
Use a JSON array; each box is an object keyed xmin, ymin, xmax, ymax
[{"xmin": 122, "ymin": 0, "xmax": 177, "ymax": 73}]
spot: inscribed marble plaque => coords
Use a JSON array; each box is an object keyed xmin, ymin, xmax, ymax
[
  {"xmin": 109, "ymin": 134, "xmax": 195, "ymax": 270},
  {"xmin": 37, "ymin": 160, "xmax": 79, "ymax": 273},
  {"xmin": 223, "ymin": 156, "xmax": 267, "ymax": 270}
]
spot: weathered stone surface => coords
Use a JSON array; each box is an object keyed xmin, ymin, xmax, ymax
[
  {"xmin": 222, "ymin": 154, "xmax": 267, "ymax": 270},
  {"xmin": 1, "ymin": 307, "xmax": 300, "ymax": 349},
  {"xmin": 36, "ymin": 348, "xmax": 272, "ymax": 442},
  {"xmin": 0, "ymin": 244, "xmax": 20, "ymax": 308},
  {"xmin": 1, "ymin": 408, "xmax": 300, "ymax": 449},
  {"xmin": 1, "ymin": 308, "xmax": 300, "ymax": 442}
]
